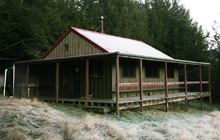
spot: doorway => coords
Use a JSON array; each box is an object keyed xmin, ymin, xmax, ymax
[{"xmin": 72, "ymin": 65, "xmax": 81, "ymax": 98}]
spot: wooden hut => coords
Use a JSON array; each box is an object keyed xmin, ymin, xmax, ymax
[{"xmin": 13, "ymin": 27, "xmax": 211, "ymax": 114}]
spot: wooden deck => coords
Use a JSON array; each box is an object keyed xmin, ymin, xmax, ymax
[{"xmin": 41, "ymin": 92, "xmax": 210, "ymax": 112}]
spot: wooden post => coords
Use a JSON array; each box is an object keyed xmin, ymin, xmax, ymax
[
  {"xmin": 116, "ymin": 55, "xmax": 120, "ymax": 115},
  {"xmin": 56, "ymin": 62, "xmax": 59, "ymax": 103},
  {"xmin": 184, "ymin": 64, "xmax": 188, "ymax": 111},
  {"xmin": 164, "ymin": 62, "xmax": 168, "ymax": 112},
  {"xmin": 85, "ymin": 59, "xmax": 89, "ymax": 107},
  {"xmin": 209, "ymin": 66, "xmax": 212, "ymax": 104},
  {"xmin": 13, "ymin": 64, "xmax": 15, "ymax": 96},
  {"xmin": 26, "ymin": 64, "xmax": 30, "ymax": 98},
  {"xmin": 139, "ymin": 59, "xmax": 143, "ymax": 112},
  {"xmin": 199, "ymin": 65, "xmax": 203, "ymax": 110}
]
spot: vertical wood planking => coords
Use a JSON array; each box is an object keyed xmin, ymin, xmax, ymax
[
  {"xmin": 85, "ymin": 59, "xmax": 89, "ymax": 106},
  {"xmin": 209, "ymin": 66, "xmax": 212, "ymax": 104},
  {"xmin": 103, "ymin": 63, "xmax": 107, "ymax": 98},
  {"xmin": 164, "ymin": 62, "xmax": 168, "ymax": 112},
  {"xmin": 109, "ymin": 63, "xmax": 112, "ymax": 99},
  {"xmin": 184, "ymin": 64, "xmax": 188, "ymax": 111},
  {"xmin": 45, "ymin": 32, "xmax": 103, "ymax": 59},
  {"xmin": 56, "ymin": 62, "xmax": 59, "ymax": 103},
  {"xmin": 139, "ymin": 59, "xmax": 143, "ymax": 112},
  {"xmin": 199, "ymin": 65, "xmax": 203, "ymax": 110},
  {"xmin": 116, "ymin": 55, "xmax": 120, "ymax": 115}
]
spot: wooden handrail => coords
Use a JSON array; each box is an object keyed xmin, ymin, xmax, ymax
[
  {"xmin": 118, "ymin": 81, "xmax": 209, "ymax": 88},
  {"xmin": 112, "ymin": 87, "xmax": 185, "ymax": 93}
]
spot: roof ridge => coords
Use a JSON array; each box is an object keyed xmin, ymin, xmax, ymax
[{"xmin": 71, "ymin": 26, "xmax": 144, "ymax": 43}]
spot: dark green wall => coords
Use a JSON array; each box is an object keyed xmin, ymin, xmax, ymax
[
  {"xmin": 60, "ymin": 60, "xmax": 85, "ymax": 99},
  {"xmin": 14, "ymin": 64, "xmax": 28, "ymax": 98},
  {"xmin": 90, "ymin": 59, "xmax": 112, "ymax": 99}
]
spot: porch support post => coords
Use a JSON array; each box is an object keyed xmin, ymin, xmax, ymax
[
  {"xmin": 164, "ymin": 62, "xmax": 168, "ymax": 112},
  {"xmin": 199, "ymin": 65, "xmax": 203, "ymax": 110},
  {"xmin": 85, "ymin": 59, "xmax": 89, "ymax": 107},
  {"xmin": 116, "ymin": 55, "xmax": 120, "ymax": 115},
  {"xmin": 26, "ymin": 64, "xmax": 29, "ymax": 98},
  {"xmin": 184, "ymin": 64, "xmax": 188, "ymax": 111},
  {"xmin": 55, "ymin": 62, "xmax": 59, "ymax": 103},
  {"xmin": 139, "ymin": 59, "xmax": 143, "ymax": 112},
  {"xmin": 13, "ymin": 64, "xmax": 15, "ymax": 96},
  {"xmin": 208, "ymin": 66, "xmax": 212, "ymax": 104}
]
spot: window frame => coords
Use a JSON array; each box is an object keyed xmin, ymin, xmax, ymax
[
  {"xmin": 168, "ymin": 66, "xmax": 175, "ymax": 79},
  {"xmin": 145, "ymin": 62, "xmax": 160, "ymax": 78},
  {"xmin": 121, "ymin": 61, "xmax": 136, "ymax": 78}
]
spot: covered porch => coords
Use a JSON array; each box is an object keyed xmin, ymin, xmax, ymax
[
  {"xmin": 115, "ymin": 53, "xmax": 211, "ymax": 115},
  {"xmin": 13, "ymin": 52, "xmax": 211, "ymax": 114}
]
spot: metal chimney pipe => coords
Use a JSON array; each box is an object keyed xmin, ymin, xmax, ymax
[{"xmin": 101, "ymin": 16, "xmax": 104, "ymax": 33}]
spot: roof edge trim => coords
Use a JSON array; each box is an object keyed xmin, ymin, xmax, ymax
[{"xmin": 118, "ymin": 52, "xmax": 211, "ymax": 66}]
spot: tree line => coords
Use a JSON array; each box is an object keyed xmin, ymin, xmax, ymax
[
  {"xmin": 0, "ymin": 0, "xmax": 219, "ymax": 100},
  {"xmin": 0, "ymin": 0, "xmax": 209, "ymax": 60}
]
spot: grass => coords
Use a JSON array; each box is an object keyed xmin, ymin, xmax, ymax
[
  {"xmin": 1, "ymin": 96, "xmax": 220, "ymax": 140},
  {"xmin": 49, "ymin": 103, "xmax": 90, "ymax": 118},
  {"xmin": 2, "ymin": 128, "xmax": 26, "ymax": 140},
  {"xmin": 48, "ymin": 99, "xmax": 219, "ymax": 124}
]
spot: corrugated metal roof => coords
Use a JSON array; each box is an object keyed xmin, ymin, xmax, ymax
[{"xmin": 71, "ymin": 27, "xmax": 173, "ymax": 60}]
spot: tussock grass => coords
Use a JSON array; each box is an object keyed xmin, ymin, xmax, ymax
[
  {"xmin": 62, "ymin": 115, "xmax": 132, "ymax": 140},
  {"xmin": 1, "ymin": 128, "xmax": 26, "ymax": 140},
  {"xmin": 0, "ymin": 97, "xmax": 47, "ymax": 108},
  {"xmin": 1, "ymin": 97, "xmax": 220, "ymax": 140}
]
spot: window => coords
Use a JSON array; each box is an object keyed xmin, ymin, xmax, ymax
[
  {"xmin": 64, "ymin": 44, "xmax": 69, "ymax": 51},
  {"xmin": 121, "ymin": 63, "xmax": 136, "ymax": 78},
  {"xmin": 145, "ymin": 62, "xmax": 160, "ymax": 78},
  {"xmin": 168, "ymin": 66, "xmax": 175, "ymax": 78}
]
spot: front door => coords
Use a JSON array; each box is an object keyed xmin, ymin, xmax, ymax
[{"xmin": 72, "ymin": 65, "xmax": 81, "ymax": 98}]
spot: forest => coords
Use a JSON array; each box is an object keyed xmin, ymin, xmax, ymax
[{"xmin": 0, "ymin": 0, "xmax": 219, "ymax": 101}]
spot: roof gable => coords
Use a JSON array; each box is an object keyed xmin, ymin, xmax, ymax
[
  {"xmin": 43, "ymin": 30, "xmax": 105, "ymax": 59},
  {"xmin": 71, "ymin": 27, "xmax": 173, "ymax": 60},
  {"xmin": 43, "ymin": 26, "xmax": 173, "ymax": 60}
]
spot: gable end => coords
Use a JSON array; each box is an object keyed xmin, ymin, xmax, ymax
[{"xmin": 43, "ymin": 28, "xmax": 108, "ymax": 59}]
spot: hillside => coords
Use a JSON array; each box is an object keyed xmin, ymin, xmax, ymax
[{"xmin": 0, "ymin": 97, "xmax": 220, "ymax": 140}]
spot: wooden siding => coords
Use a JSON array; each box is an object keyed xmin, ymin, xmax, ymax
[
  {"xmin": 0, "ymin": 73, "xmax": 4, "ymax": 94},
  {"xmin": 112, "ymin": 59, "xmax": 179, "ymax": 98},
  {"xmin": 17, "ymin": 58, "xmax": 113, "ymax": 100},
  {"xmin": 90, "ymin": 59, "xmax": 112, "ymax": 99},
  {"xmin": 59, "ymin": 61, "xmax": 85, "ymax": 99},
  {"xmin": 14, "ymin": 64, "xmax": 28, "ymax": 97},
  {"xmin": 28, "ymin": 63, "xmax": 56, "ymax": 98},
  {"xmin": 59, "ymin": 59, "xmax": 112, "ymax": 99},
  {"xmin": 44, "ymin": 32, "xmax": 102, "ymax": 59}
]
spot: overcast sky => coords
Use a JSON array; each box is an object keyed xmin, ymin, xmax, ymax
[{"xmin": 179, "ymin": 0, "xmax": 220, "ymax": 35}]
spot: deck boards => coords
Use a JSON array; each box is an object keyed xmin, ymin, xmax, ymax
[{"xmin": 41, "ymin": 92, "xmax": 209, "ymax": 106}]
